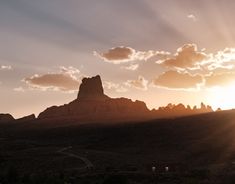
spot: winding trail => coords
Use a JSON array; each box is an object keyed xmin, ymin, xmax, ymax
[{"xmin": 57, "ymin": 146, "xmax": 94, "ymax": 169}]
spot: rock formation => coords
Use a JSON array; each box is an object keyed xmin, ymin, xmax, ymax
[
  {"xmin": 0, "ymin": 113, "xmax": 15, "ymax": 123},
  {"xmin": 38, "ymin": 75, "xmax": 150, "ymax": 122},
  {"xmin": 77, "ymin": 75, "xmax": 109, "ymax": 100},
  {"xmin": 38, "ymin": 75, "xmax": 214, "ymax": 122},
  {"xmin": 152, "ymin": 102, "xmax": 213, "ymax": 118}
]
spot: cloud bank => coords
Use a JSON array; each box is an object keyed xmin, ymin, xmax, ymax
[
  {"xmin": 23, "ymin": 66, "xmax": 81, "ymax": 92},
  {"xmin": 153, "ymin": 70, "xmax": 203, "ymax": 90},
  {"xmin": 94, "ymin": 46, "xmax": 169, "ymax": 64},
  {"xmin": 157, "ymin": 44, "xmax": 207, "ymax": 70}
]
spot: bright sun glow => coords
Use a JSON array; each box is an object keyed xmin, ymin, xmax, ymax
[{"xmin": 208, "ymin": 83, "xmax": 235, "ymax": 110}]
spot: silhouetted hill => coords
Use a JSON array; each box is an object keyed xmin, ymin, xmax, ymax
[
  {"xmin": 16, "ymin": 114, "xmax": 36, "ymax": 123},
  {"xmin": 0, "ymin": 113, "xmax": 14, "ymax": 123}
]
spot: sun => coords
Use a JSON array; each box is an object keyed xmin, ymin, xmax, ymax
[{"xmin": 208, "ymin": 83, "xmax": 235, "ymax": 110}]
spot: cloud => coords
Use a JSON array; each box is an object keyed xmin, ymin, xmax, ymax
[
  {"xmin": 24, "ymin": 74, "xmax": 80, "ymax": 91},
  {"xmin": 95, "ymin": 44, "xmax": 235, "ymax": 91},
  {"xmin": 153, "ymin": 70, "xmax": 203, "ymax": 90},
  {"xmin": 204, "ymin": 48, "xmax": 235, "ymax": 72},
  {"xmin": 96, "ymin": 47, "xmax": 134, "ymax": 62},
  {"xmin": 103, "ymin": 81, "xmax": 128, "ymax": 93},
  {"xmin": 59, "ymin": 66, "xmax": 80, "ymax": 75},
  {"xmin": 205, "ymin": 72, "xmax": 235, "ymax": 87},
  {"xmin": 116, "ymin": 86, "xmax": 128, "ymax": 93},
  {"xmin": 122, "ymin": 64, "xmax": 139, "ymax": 71},
  {"xmin": 125, "ymin": 76, "xmax": 148, "ymax": 90},
  {"xmin": 104, "ymin": 81, "xmax": 119, "ymax": 90},
  {"xmin": 187, "ymin": 14, "xmax": 197, "ymax": 22},
  {"xmin": 23, "ymin": 66, "xmax": 81, "ymax": 92},
  {"xmin": 94, "ymin": 46, "xmax": 169, "ymax": 64},
  {"xmin": 14, "ymin": 87, "xmax": 25, "ymax": 92},
  {"xmin": 214, "ymin": 48, "xmax": 235, "ymax": 63},
  {"xmin": 157, "ymin": 44, "xmax": 207, "ymax": 70},
  {"xmin": 0, "ymin": 65, "xmax": 12, "ymax": 70}
]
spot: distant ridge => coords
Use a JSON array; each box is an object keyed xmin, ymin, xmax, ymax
[
  {"xmin": 153, "ymin": 102, "xmax": 213, "ymax": 118},
  {"xmin": 38, "ymin": 75, "xmax": 213, "ymax": 123},
  {"xmin": 0, "ymin": 113, "xmax": 36, "ymax": 123},
  {"xmin": 0, "ymin": 75, "xmax": 214, "ymax": 123}
]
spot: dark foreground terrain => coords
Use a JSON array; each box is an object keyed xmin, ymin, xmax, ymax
[{"xmin": 1, "ymin": 110, "xmax": 235, "ymax": 183}]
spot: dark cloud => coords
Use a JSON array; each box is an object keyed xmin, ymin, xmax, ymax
[
  {"xmin": 95, "ymin": 47, "xmax": 135, "ymax": 63},
  {"xmin": 153, "ymin": 70, "xmax": 203, "ymax": 89},
  {"xmin": 95, "ymin": 46, "xmax": 169, "ymax": 64}
]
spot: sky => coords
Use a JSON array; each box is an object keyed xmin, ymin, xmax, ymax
[{"xmin": 1, "ymin": 0, "xmax": 235, "ymax": 118}]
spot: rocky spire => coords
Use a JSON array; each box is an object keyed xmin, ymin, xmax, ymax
[{"xmin": 77, "ymin": 75, "xmax": 109, "ymax": 100}]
